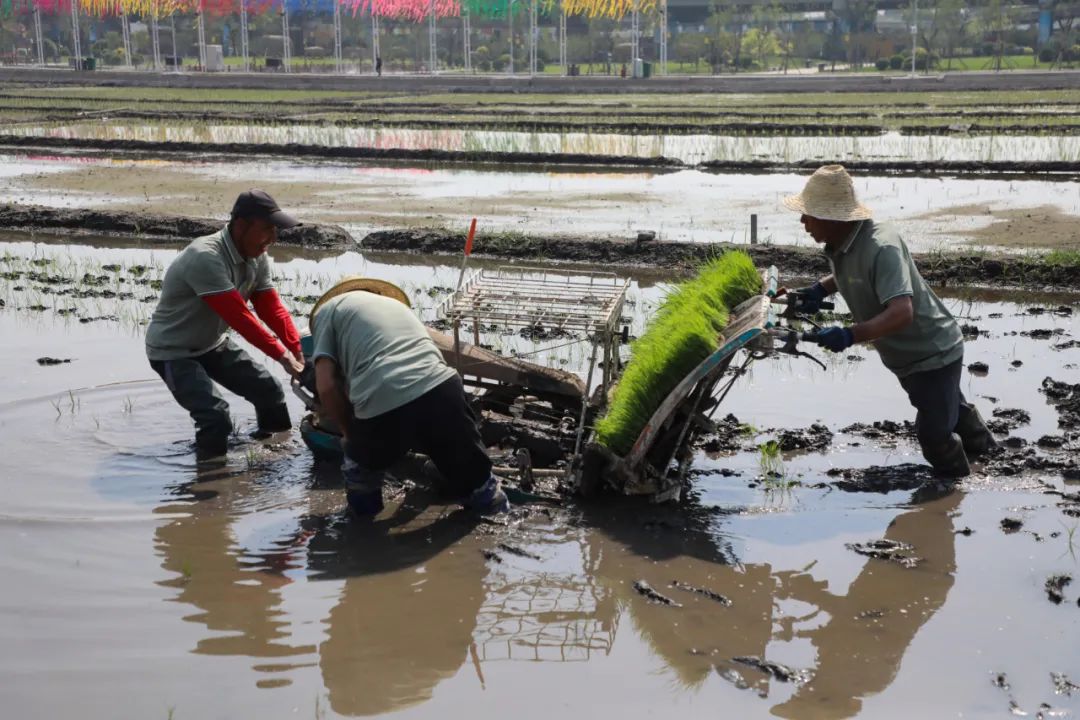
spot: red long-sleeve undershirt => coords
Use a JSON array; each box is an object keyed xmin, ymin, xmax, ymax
[
  {"xmin": 251, "ymin": 288, "xmax": 302, "ymax": 357},
  {"xmin": 201, "ymin": 289, "xmax": 300, "ymax": 360}
]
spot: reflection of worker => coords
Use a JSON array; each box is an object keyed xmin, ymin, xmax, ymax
[
  {"xmin": 308, "ymin": 510, "xmax": 484, "ymax": 716},
  {"xmin": 772, "ymin": 489, "xmax": 961, "ymax": 719},
  {"xmin": 146, "ymin": 190, "xmax": 305, "ymax": 465},
  {"xmin": 782, "ymin": 165, "xmax": 995, "ymax": 477},
  {"xmin": 155, "ymin": 475, "xmax": 315, "ymax": 662},
  {"xmin": 309, "ymin": 277, "xmax": 507, "ymax": 516}
]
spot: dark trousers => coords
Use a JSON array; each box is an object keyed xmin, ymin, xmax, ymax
[
  {"xmin": 343, "ymin": 374, "xmax": 492, "ymax": 498},
  {"xmin": 898, "ymin": 359, "xmax": 971, "ymax": 446},
  {"xmin": 150, "ymin": 339, "xmax": 289, "ymax": 455}
]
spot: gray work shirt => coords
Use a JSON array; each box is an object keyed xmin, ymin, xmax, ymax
[
  {"xmin": 145, "ymin": 227, "xmax": 272, "ymax": 361},
  {"xmin": 311, "ymin": 292, "xmax": 457, "ymax": 419},
  {"xmin": 827, "ymin": 220, "xmax": 963, "ymax": 378}
]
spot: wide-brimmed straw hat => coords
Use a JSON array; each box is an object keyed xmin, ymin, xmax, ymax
[
  {"xmin": 782, "ymin": 165, "xmax": 873, "ymax": 222},
  {"xmin": 309, "ymin": 276, "xmax": 411, "ymax": 327}
]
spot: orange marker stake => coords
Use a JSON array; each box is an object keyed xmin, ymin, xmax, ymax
[
  {"xmin": 465, "ymin": 217, "xmax": 477, "ymax": 255},
  {"xmin": 456, "ymin": 217, "xmax": 478, "ymax": 294}
]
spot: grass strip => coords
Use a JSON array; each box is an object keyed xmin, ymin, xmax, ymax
[{"xmin": 594, "ymin": 250, "xmax": 761, "ymax": 456}]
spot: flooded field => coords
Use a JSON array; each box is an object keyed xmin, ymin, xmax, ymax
[
  {"xmin": 3, "ymin": 152, "xmax": 1078, "ymax": 251},
  {"xmin": 8, "ymin": 121, "xmax": 1080, "ymax": 166},
  {"xmin": 2, "ymin": 233, "xmax": 1079, "ymax": 719}
]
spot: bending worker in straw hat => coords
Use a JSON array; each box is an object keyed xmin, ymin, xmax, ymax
[
  {"xmin": 309, "ymin": 277, "xmax": 508, "ymax": 516},
  {"xmin": 146, "ymin": 190, "xmax": 306, "ymax": 465},
  {"xmin": 782, "ymin": 165, "xmax": 995, "ymax": 477}
]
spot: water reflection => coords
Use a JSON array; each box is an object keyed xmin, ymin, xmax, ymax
[
  {"xmin": 150, "ymin": 445, "xmax": 958, "ymax": 718},
  {"xmin": 11, "ymin": 122, "xmax": 1079, "ymax": 164}
]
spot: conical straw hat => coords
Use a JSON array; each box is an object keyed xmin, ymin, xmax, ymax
[
  {"xmin": 309, "ymin": 276, "xmax": 411, "ymax": 328},
  {"xmin": 782, "ymin": 165, "xmax": 872, "ymax": 222}
]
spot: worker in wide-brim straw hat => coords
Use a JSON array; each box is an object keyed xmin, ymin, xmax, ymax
[
  {"xmin": 145, "ymin": 189, "xmax": 306, "ymax": 467},
  {"xmin": 780, "ymin": 164, "xmax": 995, "ymax": 478},
  {"xmin": 307, "ymin": 276, "xmax": 508, "ymax": 516}
]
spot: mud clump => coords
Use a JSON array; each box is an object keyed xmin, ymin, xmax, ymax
[
  {"xmin": 1019, "ymin": 328, "xmax": 1065, "ymax": 340},
  {"xmin": 518, "ymin": 324, "xmax": 576, "ymax": 341},
  {"xmin": 671, "ymin": 580, "xmax": 732, "ymax": 606},
  {"xmin": 826, "ymin": 463, "xmax": 937, "ymax": 493},
  {"xmin": 776, "ymin": 423, "xmax": 833, "ymax": 452},
  {"xmin": 968, "ymin": 361, "xmax": 990, "ymax": 374},
  {"xmin": 731, "ymin": 656, "xmax": 813, "ymax": 685},
  {"xmin": 841, "ymin": 419, "xmax": 916, "ymax": 440},
  {"xmin": 846, "ymin": 539, "xmax": 921, "ymax": 568},
  {"xmin": 1000, "ymin": 517, "xmax": 1024, "ymax": 533},
  {"xmin": 1041, "ymin": 377, "xmax": 1080, "ymax": 429},
  {"xmin": 983, "ymin": 447, "xmax": 1080, "ymax": 478},
  {"xmin": 36, "ymin": 356, "xmax": 72, "ymax": 366},
  {"xmin": 633, "ymin": 580, "xmax": 682, "ymax": 607},
  {"xmin": 695, "ymin": 414, "xmax": 747, "ymax": 454},
  {"xmin": 991, "ymin": 408, "xmax": 1031, "ymax": 430},
  {"xmin": 1045, "ymin": 574, "xmax": 1072, "ymax": 604},
  {"xmin": 1053, "ymin": 672, "xmax": 1080, "ymax": 696}
]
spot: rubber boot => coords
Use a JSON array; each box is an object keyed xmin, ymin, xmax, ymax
[
  {"xmin": 920, "ymin": 433, "xmax": 971, "ymax": 479},
  {"xmin": 955, "ymin": 404, "xmax": 998, "ymax": 456},
  {"xmin": 195, "ymin": 446, "xmax": 228, "ymax": 468},
  {"xmin": 466, "ymin": 474, "xmax": 510, "ymax": 515},
  {"xmin": 342, "ymin": 456, "xmax": 385, "ymax": 516},
  {"xmin": 251, "ymin": 404, "xmax": 292, "ymax": 440}
]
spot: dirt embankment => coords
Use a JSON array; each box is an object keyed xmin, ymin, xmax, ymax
[
  {"xmin": 361, "ymin": 227, "xmax": 1080, "ymax": 288},
  {"xmin": 3, "ymin": 204, "xmax": 1077, "ymax": 288},
  {"xmin": 1, "ymin": 135, "xmax": 1078, "ymax": 175},
  {"xmin": 0, "ymin": 204, "xmax": 355, "ymax": 248}
]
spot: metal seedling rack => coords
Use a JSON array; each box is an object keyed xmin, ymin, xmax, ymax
[{"xmin": 438, "ymin": 266, "xmax": 630, "ymax": 464}]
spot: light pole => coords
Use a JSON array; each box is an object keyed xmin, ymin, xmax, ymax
[{"xmin": 910, "ymin": 0, "xmax": 918, "ymax": 75}]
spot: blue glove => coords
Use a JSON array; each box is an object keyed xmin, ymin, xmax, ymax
[
  {"xmin": 793, "ymin": 281, "xmax": 829, "ymax": 314},
  {"xmin": 814, "ymin": 326, "xmax": 855, "ymax": 353}
]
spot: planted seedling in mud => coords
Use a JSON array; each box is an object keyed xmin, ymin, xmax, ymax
[
  {"xmin": 244, "ymin": 445, "xmax": 257, "ymax": 470},
  {"xmin": 757, "ymin": 439, "xmax": 788, "ymax": 484},
  {"xmin": 122, "ymin": 396, "xmax": 136, "ymax": 414}
]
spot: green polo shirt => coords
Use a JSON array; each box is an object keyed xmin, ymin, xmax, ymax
[
  {"xmin": 827, "ymin": 220, "xmax": 963, "ymax": 378},
  {"xmin": 145, "ymin": 227, "xmax": 273, "ymax": 361},
  {"xmin": 311, "ymin": 292, "xmax": 458, "ymax": 419}
]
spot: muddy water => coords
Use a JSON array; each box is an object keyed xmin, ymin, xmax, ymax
[
  {"xmin": 2, "ymin": 152, "xmax": 1078, "ymax": 252},
  {"xmin": 9, "ymin": 121, "xmax": 1080, "ymax": 165},
  {"xmin": 2, "ymin": 236, "xmax": 1080, "ymax": 719}
]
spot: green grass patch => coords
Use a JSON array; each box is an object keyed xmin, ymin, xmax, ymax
[
  {"xmin": 1041, "ymin": 249, "xmax": 1080, "ymax": 267},
  {"xmin": 594, "ymin": 251, "xmax": 761, "ymax": 457}
]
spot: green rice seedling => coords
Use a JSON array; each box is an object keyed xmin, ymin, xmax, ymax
[
  {"xmin": 758, "ymin": 440, "xmax": 786, "ymax": 481},
  {"xmin": 594, "ymin": 251, "xmax": 761, "ymax": 456},
  {"xmin": 244, "ymin": 445, "xmax": 267, "ymax": 472}
]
